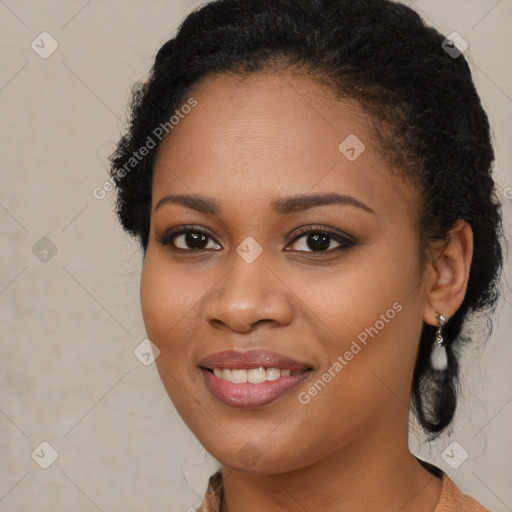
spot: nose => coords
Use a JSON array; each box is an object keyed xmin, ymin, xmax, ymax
[{"xmin": 204, "ymin": 251, "xmax": 294, "ymax": 333}]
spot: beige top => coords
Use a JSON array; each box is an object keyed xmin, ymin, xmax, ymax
[{"xmin": 197, "ymin": 470, "xmax": 491, "ymax": 511}]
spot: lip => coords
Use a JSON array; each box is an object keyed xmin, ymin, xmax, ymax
[
  {"xmin": 201, "ymin": 367, "xmax": 312, "ymax": 408},
  {"xmin": 198, "ymin": 349, "xmax": 312, "ymax": 372},
  {"xmin": 198, "ymin": 350, "xmax": 313, "ymax": 408}
]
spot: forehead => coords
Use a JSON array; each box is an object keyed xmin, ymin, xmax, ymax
[
  {"xmin": 152, "ymin": 70, "xmax": 417, "ymax": 222},
  {"xmin": 155, "ymin": 70, "xmax": 366, "ymax": 171}
]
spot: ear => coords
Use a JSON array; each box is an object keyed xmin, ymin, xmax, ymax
[{"xmin": 422, "ymin": 219, "xmax": 473, "ymax": 326}]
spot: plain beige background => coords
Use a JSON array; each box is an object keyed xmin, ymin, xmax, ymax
[{"xmin": 1, "ymin": 1, "xmax": 511, "ymax": 511}]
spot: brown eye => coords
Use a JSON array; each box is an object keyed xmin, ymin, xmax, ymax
[
  {"xmin": 286, "ymin": 228, "xmax": 355, "ymax": 254},
  {"xmin": 156, "ymin": 225, "xmax": 355, "ymax": 255},
  {"xmin": 157, "ymin": 227, "xmax": 221, "ymax": 251}
]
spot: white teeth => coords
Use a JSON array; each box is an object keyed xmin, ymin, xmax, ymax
[
  {"xmin": 231, "ymin": 369, "xmax": 248, "ymax": 383},
  {"xmin": 266, "ymin": 368, "xmax": 281, "ymax": 381},
  {"xmin": 211, "ymin": 366, "xmax": 298, "ymax": 383},
  {"xmin": 247, "ymin": 368, "xmax": 267, "ymax": 384}
]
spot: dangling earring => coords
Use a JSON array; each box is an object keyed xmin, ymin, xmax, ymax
[{"xmin": 430, "ymin": 313, "xmax": 448, "ymax": 371}]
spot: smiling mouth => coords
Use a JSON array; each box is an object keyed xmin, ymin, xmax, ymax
[
  {"xmin": 200, "ymin": 366, "xmax": 313, "ymax": 408},
  {"xmin": 198, "ymin": 349, "xmax": 314, "ymax": 407}
]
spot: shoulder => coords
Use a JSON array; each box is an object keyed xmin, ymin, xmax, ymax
[
  {"xmin": 195, "ymin": 468, "xmax": 492, "ymax": 512},
  {"xmin": 435, "ymin": 473, "xmax": 492, "ymax": 512}
]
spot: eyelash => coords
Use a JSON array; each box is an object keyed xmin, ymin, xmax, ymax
[{"xmin": 156, "ymin": 225, "xmax": 356, "ymax": 256}]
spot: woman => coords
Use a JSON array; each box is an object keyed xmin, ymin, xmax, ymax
[{"xmin": 109, "ymin": 0, "xmax": 504, "ymax": 510}]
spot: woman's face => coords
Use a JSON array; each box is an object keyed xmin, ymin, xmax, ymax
[{"xmin": 140, "ymin": 70, "xmax": 432, "ymax": 473}]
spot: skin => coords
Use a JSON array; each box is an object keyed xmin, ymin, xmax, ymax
[{"xmin": 140, "ymin": 70, "xmax": 473, "ymax": 511}]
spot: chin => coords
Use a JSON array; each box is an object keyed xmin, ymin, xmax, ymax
[{"xmin": 197, "ymin": 432, "xmax": 314, "ymax": 476}]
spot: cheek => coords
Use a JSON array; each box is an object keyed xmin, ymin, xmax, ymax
[
  {"xmin": 296, "ymin": 251, "xmax": 415, "ymax": 349},
  {"xmin": 140, "ymin": 250, "xmax": 200, "ymax": 364},
  {"xmin": 296, "ymin": 247, "xmax": 423, "ymax": 406},
  {"xmin": 140, "ymin": 251, "xmax": 207, "ymax": 417}
]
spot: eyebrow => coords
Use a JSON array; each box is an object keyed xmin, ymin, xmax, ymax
[{"xmin": 154, "ymin": 192, "xmax": 375, "ymax": 215}]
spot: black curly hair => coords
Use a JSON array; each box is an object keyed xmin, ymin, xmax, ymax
[{"xmin": 109, "ymin": 0, "xmax": 504, "ymax": 438}]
